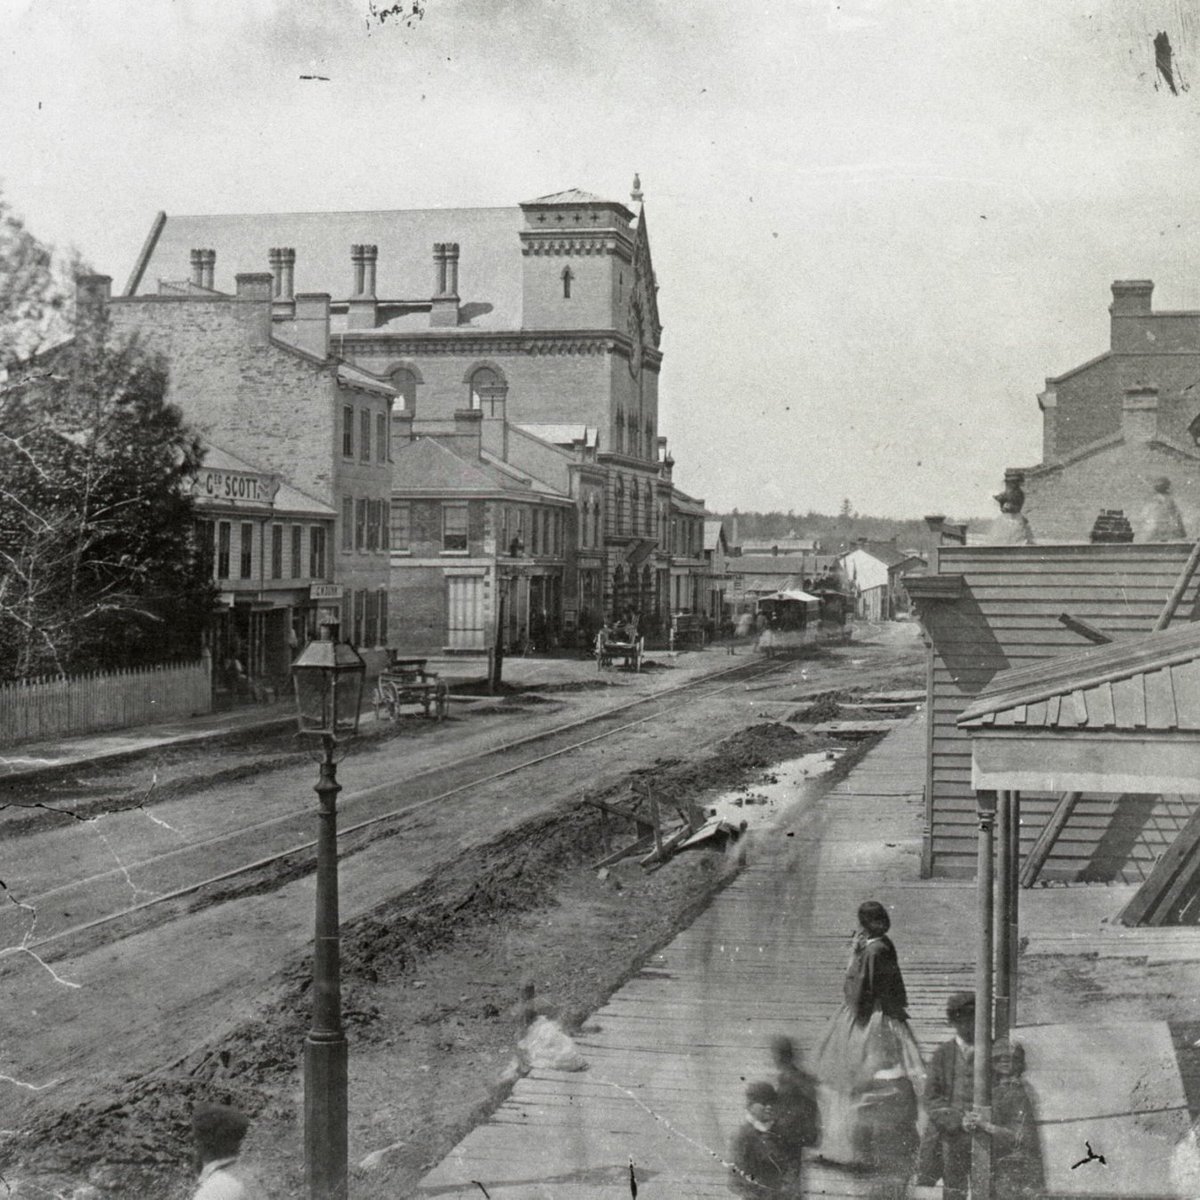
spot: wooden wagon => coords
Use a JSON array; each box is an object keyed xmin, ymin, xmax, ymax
[
  {"xmin": 373, "ymin": 656, "xmax": 449, "ymax": 722},
  {"xmin": 596, "ymin": 632, "xmax": 644, "ymax": 672}
]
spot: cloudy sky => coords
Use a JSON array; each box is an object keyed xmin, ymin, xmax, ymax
[{"xmin": 4, "ymin": 0, "xmax": 1200, "ymax": 518}]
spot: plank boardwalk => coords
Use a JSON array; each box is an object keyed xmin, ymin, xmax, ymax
[{"xmin": 415, "ymin": 714, "xmax": 1190, "ymax": 1198}]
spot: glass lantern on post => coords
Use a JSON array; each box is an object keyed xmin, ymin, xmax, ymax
[
  {"xmin": 292, "ymin": 622, "xmax": 366, "ymax": 749},
  {"xmin": 290, "ymin": 621, "xmax": 365, "ymax": 1200}
]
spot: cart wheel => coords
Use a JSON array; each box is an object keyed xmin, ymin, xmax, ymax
[
  {"xmin": 373, "ymin": 685, "xmax": 387, "ymax": 723},
  {"xmin": 382, "ymin": 681, "xmax": 400, "ymax": 722},
  {"xmin": 434, "ymin": 679, "xmax": 450, "ymax": 722}
]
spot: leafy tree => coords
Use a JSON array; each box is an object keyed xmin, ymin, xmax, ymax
[{"xmin": 0, "ymin": 246, "xmax": 213, "ymax": 680}]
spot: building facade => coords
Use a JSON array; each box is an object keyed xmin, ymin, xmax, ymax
[
  {"xmin": 84, "ymin": 273, "xmax": 395, "ymax": 684},
  {"xmin": 122, "ymin": 182, "xmax": 710, "ymax": 651},
  {"xmin": 1018, "ymin": 280, "xmax": 1200, "ymax": 542}
]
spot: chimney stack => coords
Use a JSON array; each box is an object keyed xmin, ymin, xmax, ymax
[
  {"xmin": 269, "ymin": 247, "xmax": 296, "ymax": 300},
  {"xmin": 1122, "ymin": 384, "xmax": 1160, "ymax": 443},
  {"xmin": 199, "ymin": 249, "xmax": 215, "ymax": 290},
  {"xmin": 292, "ymin": 292, "xmax": 330, "ymax": 359},
  {"xmin": 431, "ymin": 241, "xmax": 460, "ymax": 327},
  {"xmin": 190, "ymin": 249, "xmax": 204, "ymax": 287},
  {"xmin": 1110, "ymin": 280, "xmax": 1154, "ymax": 317},
  {"xmin": 347, "ymin": 244, "xmax": 378, "ymax": 330},
  {"xmin": 235, "ymin": 272, "xmax": 273, "ymax": 345}
]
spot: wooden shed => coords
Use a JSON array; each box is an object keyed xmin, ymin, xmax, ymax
[{"xmin": 910, "ymin": 542, "xmax": 1200, "ymax": 880}]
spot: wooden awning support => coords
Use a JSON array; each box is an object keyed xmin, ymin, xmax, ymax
[{"xmin": 1018, "ymin": 791, "xmax": 1081, "ymax": 888}]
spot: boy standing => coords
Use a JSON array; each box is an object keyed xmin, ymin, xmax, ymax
[
  {"xmin": 916, "ymin": 992, "xmax": 975, "ymax": 1200},
  {"xmin": 730, "ymin": 1082, "xmax": 792, "ymax": 1197}
]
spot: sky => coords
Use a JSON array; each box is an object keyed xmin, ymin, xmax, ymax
[{"xmin": 4, "ymin": 0, "xmax": 1200, "ymax": 518}]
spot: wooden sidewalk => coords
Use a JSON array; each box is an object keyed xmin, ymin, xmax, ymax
[
  {"xmin": 416, "ymin": 717, "xmax": 973, "ymax": 1198},
  {"xmin": 414, "ymin": 714, "xmax": 1192, "ymax": 1198}
]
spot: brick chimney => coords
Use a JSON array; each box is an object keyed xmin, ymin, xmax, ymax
[
  {"xmin": 348, "ymin": 244, "xmax": 378, "ymax": 330},
  {"xmin": 431, "ymin": 242, "xmax": 460, "ymax": 327},
  {"xmin": 269, "ymin": 247, "xmax": 296, "ymax": 300},
  {"xmin": 190, "ymin": 249, "xmax": 204, "ymax": 287},
  {"xmin": 1122, "ymin": 384, "xmax": 1160, "ymax": 443},
  {"xmin": 292, "ymin": 292, "xmax": 330, "ymax": 359},
  {"xmin": 1037, "ymin": 386, "xmax": 1058, "ymax": 461},
  {"xmin": 235, "ymin": 273, "xmax": 274, "ymax": 346},
  {"xmin": 1110, "ymin": 280, "xmax": 1154, "ymax": 316},
  {"xmin": 452, "ymin": 406, "xmax": 483, "ymax": 457}
]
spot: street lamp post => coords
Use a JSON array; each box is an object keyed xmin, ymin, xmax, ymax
[
  {"xmin": 291, "ymin": 623, "xmax": 366, "ymax": 1200},
  {"xmin": 490, "ymin": 534, "xmax": 524, "ymax": 693}
]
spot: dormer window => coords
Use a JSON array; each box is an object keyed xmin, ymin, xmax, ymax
[{"xmin": 562, "ymin": 267, "xmax": 573, "ymax": 299}]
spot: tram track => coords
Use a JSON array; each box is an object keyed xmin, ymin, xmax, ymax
[{"xmin": 3, "ymin": 651, "xmax": 800, "ymax": 963}]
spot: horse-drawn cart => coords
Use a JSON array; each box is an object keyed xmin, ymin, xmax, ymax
[
  {"xmin": 596, "ymin": 632, "xmax": 645, "ymax": 672},
  {"xmin": 373, "ymin": 656, "xmax": 449, "ymax": 722}
]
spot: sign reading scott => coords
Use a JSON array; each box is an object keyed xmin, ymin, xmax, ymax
[{"xmin": 195, "ymin": 470, "xmax": 280, "ymax": 505}]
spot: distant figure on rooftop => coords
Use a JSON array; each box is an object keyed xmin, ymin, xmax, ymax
[
  {"xmin": 812, "ymin": 900, "xmax": 925, "ymax": 1171},
  {"xmin": 1139, "ymin": 476, "xmax": 1187, "ymax": 542},
  {"xmin": 985, "ymin": 472, "xmax": 1034, "ymax": 546}
]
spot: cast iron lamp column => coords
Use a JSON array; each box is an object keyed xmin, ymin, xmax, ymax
[{"xmin": 292, "ymin": 624, "xmax": 366, "ymax": 1200}]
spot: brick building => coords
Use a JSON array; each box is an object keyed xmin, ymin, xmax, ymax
[
  {"xmin": 83, "ymin": 273, "xmax": 395, "ymax": 686},
  {"xmin": 120, "ymin": 181, "xmax": 710, "ymax": 651},
  {"xmin": 1018, "ymin": 280, "xmax": 1200, "ymax": 542}
]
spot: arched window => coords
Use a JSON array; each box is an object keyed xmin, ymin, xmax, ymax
[
  {"xmin": 561, "ymin": 266, "xmax": 573, "ymax": 299},
  {"xmin": 615, "ymin": 475, "xmax": 625, "ymax": 534},
  {"xmin": 644, "ymin": 482, "xmax": 653, "ymax": 539},
  {"xmin": 469, "ymin": 366, "xmax": 507, "ymax": 415},
  {"xmin": 615, "ymin": 409, "xmax": 625, "ymax": 455},
  {"xmin": 391, "ymin": 367, "xmax": 418, "ymax": 414}
]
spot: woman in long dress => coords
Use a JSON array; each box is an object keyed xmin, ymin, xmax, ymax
[{"xmin": 814, "ymin": 900, "xmax": 925, "ymax": 1169}]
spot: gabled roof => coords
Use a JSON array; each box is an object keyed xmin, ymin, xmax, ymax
[
  {"xmin": 839, "ymin": 541, "xmax": 914, "ymax": 568},
  {"xmin": 479, "ymin": 449, "xmax": 570, "ymax": 500},
  {"xmin": 742, "ymin": 573, "xmax": 805, "ymax": 593},
  {"xmin": 704, "ymin": 518, "xmax": 726, "ymax": 551},
  {"xmin": 731, "ymin": 554, "xmax": 810, "ymax": 574},
  {"xmin": 197, "ymin": 443, "xmax": 335, "ymax": 516},
  {"xmin": 524, "ymin": 189, "xmax": 609, "ymax": 205},
  {"xmin": 517, "ymin": 423, "xmax": 599, "ymax": 449},
  {"xmin": 959, "ymin": 620, "xmax": 1200, "ymax": 731},
  {"xmin": 336, "ymin": 362, "xmax": 397, "ymax": 397},
  {"xmin": 127, "ymin": 207, "xmax": 525, "ymax": 329},
  {"xmin": 392, "ymin": 437, "xmax": 569, "ymax": 500}
]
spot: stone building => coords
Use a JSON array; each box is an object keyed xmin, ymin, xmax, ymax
[
  {"xmin": 120, "ymin": 181, "xmax": 710, "ymax": 651},
  {"xmin": 1019, "ymin": 280, "xmax": 1200, "ymax": 541},
  {"xmin": 81, "ymin": 273, "xmax": 395, "ymax": 685}
]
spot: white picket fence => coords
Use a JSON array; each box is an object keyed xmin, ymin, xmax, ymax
[{"xmin": 0, "ymin": 654, "xmax": 212, "ymax": 745}]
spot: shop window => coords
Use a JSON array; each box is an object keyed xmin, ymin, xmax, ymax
[
  {"xmin": 364, "ymin": 588, "xmax": 378, "ymax": 648},
  {"xmin": 310, "ymin": 526, "xmax": 327, "ymax": 578},
  {"xmin": 355, "ymin": 499, "xmax": 367, "ymax": 551},
  {"xmin": 217, "ymin": 521, "xmax": 231, "ymax": 580},
  {"xmin": 342, "ymin": 406, "xmax": 354, "ymax": 458},
  {"xmin": 353, "ymin": 588, "xmax": 365, "ymax": 647},
  {"xmin": 376, "ymin": 412, "xmax": 387, "ymax": 463},
  {"xmin": 390, "ymin": 501, "xmax": 410, "ymax": 551},
  {"xmin": 442, "ymin": 503, "xmax": 468, "ymax": 552},
  {"xmin": 291, "ymin": 525, "xmax": 302, "ymax": 578},
  {"xmin": 342, "ymin": 497, "xmax": 353, "ymax": 551},
  {"xmin": 360, "ymin": 409, "xmax": 371, "ymax": 463},
  {"xmin": 239, "ymin": 523, "xmax": 253, "ymax": 579},
  {"xmin": 197, "ymin": 520, "xmax": 215, "ymax": 576},
  {"xmin": 271, "ymin": 524, "xmax": 283, "ymax": 580}
]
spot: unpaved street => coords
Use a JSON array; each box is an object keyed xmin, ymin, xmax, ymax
[{"xmin": 2, "ymin": 626, "xmax": 923, "ymax": 1197}]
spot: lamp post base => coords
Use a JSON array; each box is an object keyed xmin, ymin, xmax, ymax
[{"xmin": 305, "ymin": 1033, "xmax": 348, "ymax": 1199}]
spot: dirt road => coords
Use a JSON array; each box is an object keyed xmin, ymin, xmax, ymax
[{"xmin": 2, "ymin": 624, "xmax": 923, "ymax": 1197}]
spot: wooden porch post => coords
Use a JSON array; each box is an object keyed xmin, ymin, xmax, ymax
[
  {"xmin": 1008, "ymin": 790, "xmax": 1022, "ymax": 1028},
  {"xmin": 972, "ymin": 788, "xmax": 996, "ymax": 1200},
  {"xmin": 994, "ymin": 790, "xmax": 1012, "ymax": 1041}
]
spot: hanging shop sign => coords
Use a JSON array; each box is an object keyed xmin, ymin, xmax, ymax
[{"xmin": 194, "ymin": 469, "xmax": 281, "ymax": 507}]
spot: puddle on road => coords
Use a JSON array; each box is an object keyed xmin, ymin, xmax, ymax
[{"xmin": 701, "ymin": 749, "xmax": 845, "ymax": 832}]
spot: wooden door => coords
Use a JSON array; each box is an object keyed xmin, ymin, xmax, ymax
[{"xmin": 447, "ymin": 575, "xmax": 486, "ymax": 650}]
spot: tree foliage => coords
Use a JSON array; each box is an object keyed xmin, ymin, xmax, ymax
[{"xmin": 0, "ymin": 215, "xmax": 213, "ymax": 680}]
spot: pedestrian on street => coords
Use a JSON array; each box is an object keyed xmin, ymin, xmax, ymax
[
  {"xmin": 729, "ymin": 1082, "xmax": 795, "ymax": 1198},
  {"xmin": 961, "ymin": 1039, "xmax": 1043, "ymax": 1199},
  {"xmin": 769, "ymin": 1035, "xmax": 820, "ymax": 1166},
  {"xmin": 915, "ymin": 991, "xmax": 975, "ymax": 1200},
  {"xmin": 191, "ymin": 1102, "xmax": 254, "ymax": 1200},
  {"xmin": 850, "ymin": 1034, "xmax": 920, "ymax": 1200},
  {"xmin": 812, "ymin": 900, "xmax": 925, "ymax": 1168}
]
